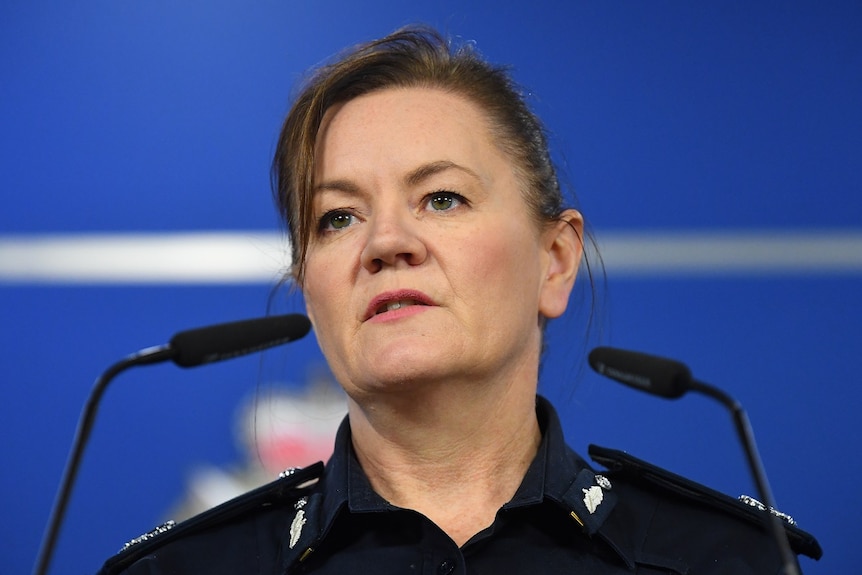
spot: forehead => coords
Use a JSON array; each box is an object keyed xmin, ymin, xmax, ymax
[{"xmin": 313, "ymin": 87, "xmax": 506, "ymax": 183}]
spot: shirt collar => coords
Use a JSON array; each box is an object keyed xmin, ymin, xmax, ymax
[
  {"xmin": 504, "ymin": 394, "xmax": 582, "ymax": 509},
  {"xmin": 533, "ymin": 397, "xmax": 619, "ymax": 535},
  {"xmin": 309, "ymin": 395, "xmax": 631, "ymax": 567}
]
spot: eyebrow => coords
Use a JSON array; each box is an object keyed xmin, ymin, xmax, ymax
[
  {"xmin": 313, "ymin": 178, "xmax": 360, "ymax": 195},
  {"xmin": 405, "ymin": 160, "xmax": 482, "ymax": 187},
  {"xmin": 314, "ymin": 160, "xmax": 482, "ymax": 195}
]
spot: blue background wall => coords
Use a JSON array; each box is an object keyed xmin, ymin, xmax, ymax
[{"xmin": 2, "ymin": 2, "xmax": 860, "ymax": 573}]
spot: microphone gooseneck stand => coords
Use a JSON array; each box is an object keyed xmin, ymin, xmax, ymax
[
  {"xmin": 589, "ymin": 346, "xmax": 801, "ymax": 575},
  {"xmin": 686, "ymin": 377, "xmax": 800, "ymax": 575},
  {"xmin": 32, "ymin": 314, "xmax": 312, "ymax": 575},
  {"xmin": 32, "ymin": 345, "xmax": 176, "ymax": 575}
]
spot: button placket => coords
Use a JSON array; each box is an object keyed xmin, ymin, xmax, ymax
[{"xmin": 437, "ymin": 559, "xmax": 456, "ymax": 575}]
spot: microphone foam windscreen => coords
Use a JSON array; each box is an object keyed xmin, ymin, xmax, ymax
[{"xmin": 170, "ymin": 314, "xmax": 311, "ymax": 367}]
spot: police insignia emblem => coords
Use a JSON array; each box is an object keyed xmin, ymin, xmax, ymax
[
  {"xmin": 289, "ymin": 497, "xmax": 309, "ymax": 549},
  {"xmin": 582, "ymin": 485, "xmax": 604, "ymax": 514},
  {"xmin": 289, "ymin": 509, "xmax": 306, "ymax": 549},
  {"xmin": 594, "ymin": 474, "xmax": 612, "ymax": 490}
]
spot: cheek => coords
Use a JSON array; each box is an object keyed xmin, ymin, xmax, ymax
[
  {"xmin": 301, "ymin": 260, "xmax": 339, "ymax": 325},
  {"xmin": 301, "ymin": 266, "xmax": 347, "ymax": 371},
  {"xmin": 460, "ymin": 228, "xmax": 542, "ymax": 297}
]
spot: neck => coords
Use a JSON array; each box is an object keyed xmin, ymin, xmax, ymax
[{"xmin": 346, "ymin": 384, "xmax": 541, "ymax": 546}]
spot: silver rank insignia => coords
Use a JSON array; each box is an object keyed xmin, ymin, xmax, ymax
[
  {"xmin": 120, "ymin": 520, "xmax": 176, "ymax": 552},
  {"xmin": 582, "ymin": 485, "xmax": 604, "ymax": 514},
  {"xmin": 289, "ymin": 497, "xmax": 308, "ymax": 549},
  {"xmin": 280, "ymin": 467, "xmax": 300, "ymax": 479},
  {"xmin": 582, "ymin": 474, "xmax": 612, "ymax": 514},
  {"xmin": 738, "ymin": 494, "xmax": 796, "ymax": 525},
  {"xmin": 594, "ymin": 474, "xmax": 612, "ymax": 490}
]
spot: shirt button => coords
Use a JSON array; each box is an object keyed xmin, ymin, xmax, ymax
[{"xmin": 437, "ymin": 559, "xmax": 456, "ymax": 575}]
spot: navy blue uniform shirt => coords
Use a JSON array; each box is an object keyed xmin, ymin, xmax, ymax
[
  {"xmin": 297, "ymin": 396, "xmax": 625, "ymax": 574},
  {"xmin": 100, "ymin": 397, "xmax": 821, "ymax": 574}
]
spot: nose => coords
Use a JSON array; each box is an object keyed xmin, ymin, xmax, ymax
[{"xmin": 360, "ymin": 204, "xmax": 428, "ymax": 273}]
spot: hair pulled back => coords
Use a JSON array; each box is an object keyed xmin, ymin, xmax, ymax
[{"xmin": 272, "ymin": 26, "xmax": 569, "ymax": 282}]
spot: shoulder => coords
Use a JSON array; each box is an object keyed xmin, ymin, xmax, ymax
[
  {"xmin": 587, "ymin": 444, "xmax": 822, "ymax": 572},
  {"xmin": 97, "ymin": 462, "xmax": 324, "ymax": 575}
]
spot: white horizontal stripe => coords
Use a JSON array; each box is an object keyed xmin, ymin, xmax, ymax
[
  {"xmin": 0, "ymin": 232, "xmax": 292, "ymax": 284},
  {"xmin": 596, "ymin": 231, "xmax": 862, "ymax": 276},
  {"xmin": 0, "ymin": 230, "xmax": 860, "ymax": 284}
]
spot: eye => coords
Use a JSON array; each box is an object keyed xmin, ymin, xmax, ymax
[
  {"xmin": 425, "ymin": 191, "xmax": 466, "ymax": 212},
  {"xmin": 318, "ymin": 210, "xmax": 357, "ymax": 232}
]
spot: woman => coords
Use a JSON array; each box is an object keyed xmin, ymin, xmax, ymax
[{"xmin": 100, "ymin": 26, "xmax": 820, "ymax": 574}]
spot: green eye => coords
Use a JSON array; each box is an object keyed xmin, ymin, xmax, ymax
[
  {"xmin": 428, "ymin": 192, "xmax": 463, "ymax": 211},
  {"xmin": 329, "ymin": 213, "xmax": 353, "ymax": 229},
  {"xmin": 430, "ymin": 195, "xmax": 453, "ymax": 210},
  {"xmin": 319, "ymin": 211, "xmax": 356, "ymax": 232}
]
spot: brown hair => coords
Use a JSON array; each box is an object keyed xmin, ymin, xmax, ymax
[{"xmin": 272, "ymin": 25, "xmax": 575, "ymax": 283}]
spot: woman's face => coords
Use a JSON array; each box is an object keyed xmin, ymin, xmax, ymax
[{"xmin": 302, "ymin": 87, "xmax": 578, "ymax": 398}]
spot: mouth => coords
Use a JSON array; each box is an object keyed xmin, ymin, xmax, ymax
[
  {"xmin": 374, "ymin": 299, "xmax": 428, "ymax": 316},
  {"xmin": 364, "ymin": 290, "xmax": 436, "ymax": 321}
]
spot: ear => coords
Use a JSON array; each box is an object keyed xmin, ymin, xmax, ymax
[{"xmin": 538, "ymin": 209, "xmax": 584, "ymax": 319}]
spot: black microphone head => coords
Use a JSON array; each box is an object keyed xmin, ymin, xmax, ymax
[
  {"xmin": 588, "ymin": 346, "xmax": 692, "ymax": 399},
  {"xmin": 169, "ymin": 314, "xmax": 312, "ymax": 367}
]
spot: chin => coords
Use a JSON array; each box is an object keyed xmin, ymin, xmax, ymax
[{"xmin": 354, "ymin": 357, "xmax": 458, "ymax": 393}]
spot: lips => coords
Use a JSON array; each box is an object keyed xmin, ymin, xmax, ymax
[
  {"xmin": 376, "ymin": 299, "xmax": 422, "ymax": 314},
  {"xmin": 364, "ymin": 290, "xmax": 436, "ymax": 321}
]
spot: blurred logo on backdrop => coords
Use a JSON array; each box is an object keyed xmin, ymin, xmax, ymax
[{"xmin": 167, "ymin": 371, "xmax": 346, "ymax": 521}]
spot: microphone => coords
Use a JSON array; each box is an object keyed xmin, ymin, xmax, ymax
[
  {"xmin": 588, "ymin": 346, "xmax": 801, "ymax": 575},
  {"xmin": 587, "ymin": 346, "xmax": 691, "ymax": 399},
  {"xmin": 33, "ymin": 314, "xmax": 312, "ymax": 575},
  {"xmin": 170, "ymin": 314, "xmax": 312, "ymax": 367}
]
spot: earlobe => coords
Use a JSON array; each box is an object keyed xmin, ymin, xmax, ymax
[{"xmin": 538, "ymin": 209, "xmax": 584, "ymax": 319}]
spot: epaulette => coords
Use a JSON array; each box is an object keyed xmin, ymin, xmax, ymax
[
  {"xmin": 98, "ymin": 462, "xmax": 324, "ymax": 575},
  {"xmin": 588, "ymin": 445, "xmax": 822, "ymax": 560}
]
